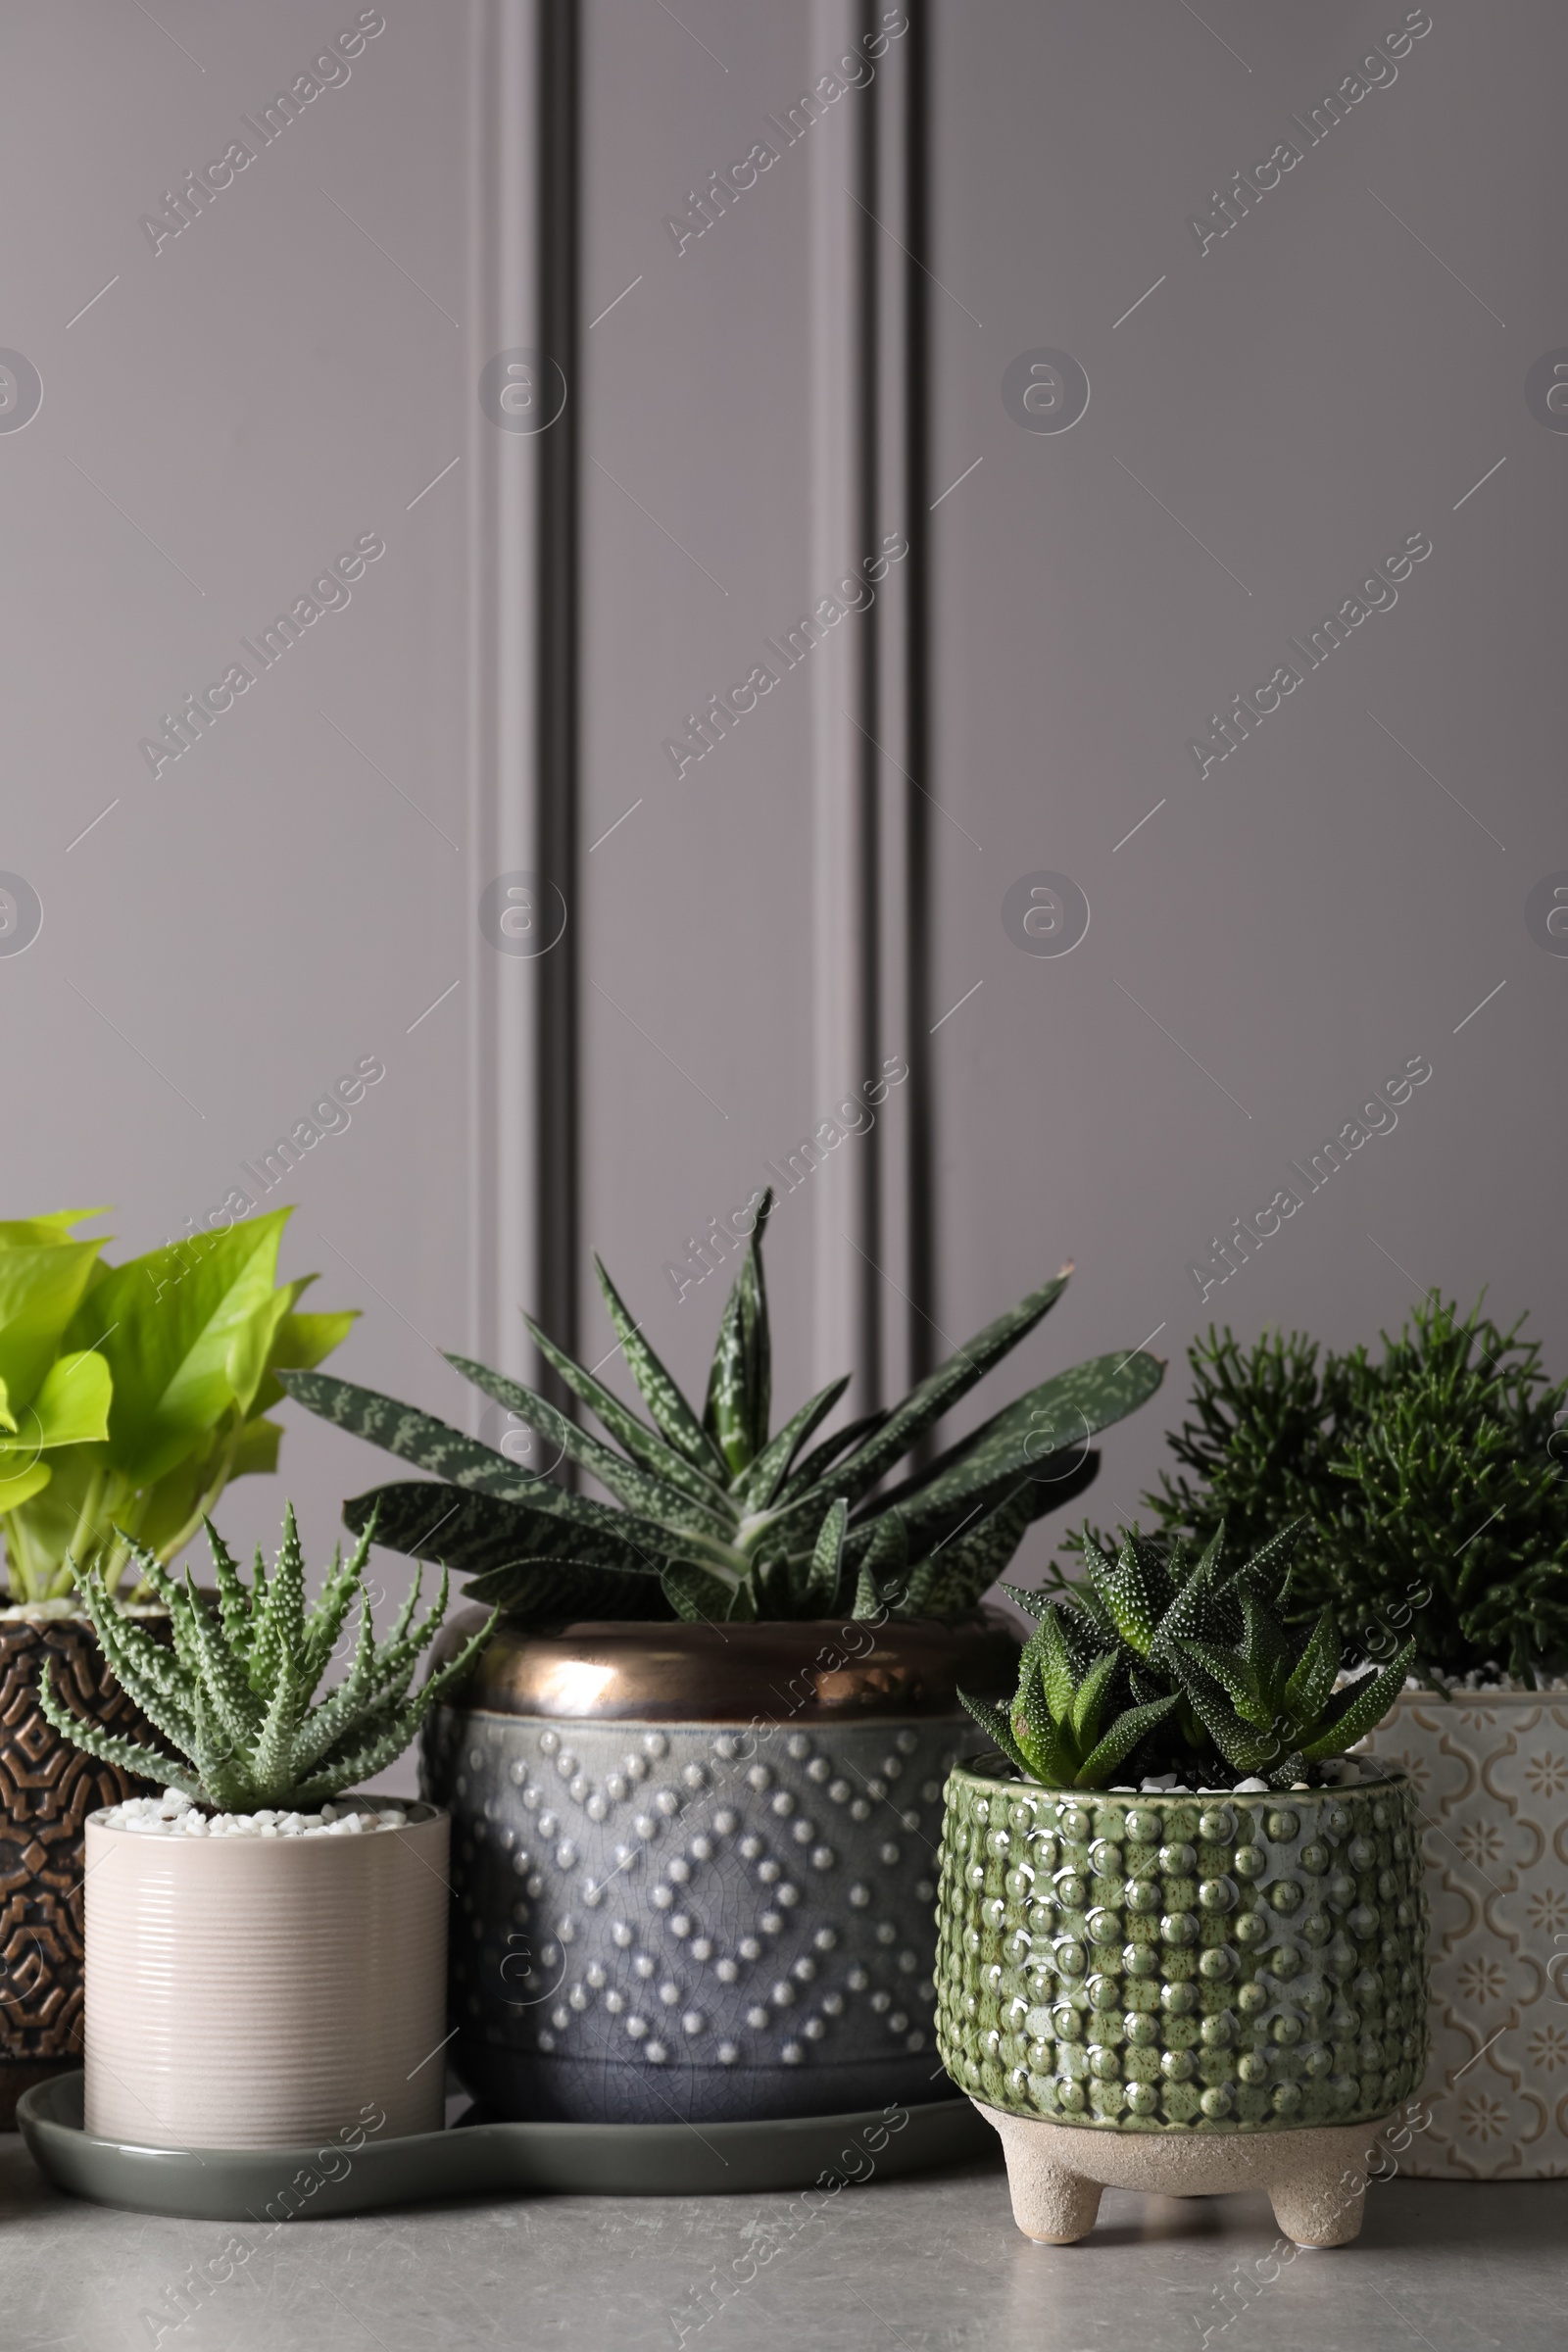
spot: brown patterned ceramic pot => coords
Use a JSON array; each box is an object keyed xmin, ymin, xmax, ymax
[
  {"xmin": 0, "ymin": 1611, "xmax": 166, "ymax": 2125},
  {"xmin": 1361, "ymin": 1689, "xmax": 1568, "ymax": 2177}
]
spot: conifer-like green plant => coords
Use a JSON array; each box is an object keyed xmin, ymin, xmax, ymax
[
  {"xmin": 961, "ymin": 1523, "xmax": 1412, "ymax": 1791},
  {"xmin": 1127, "ymin": 1298, "xmax": 1568, "ymax": 1685},
  {"xmin": 278, "ymin": 1195, "xmax": 1164, "ymax": 1627},
  {"xmin": 37, "ymin": 1504, "xmax": 493, "ymax": 1810}
]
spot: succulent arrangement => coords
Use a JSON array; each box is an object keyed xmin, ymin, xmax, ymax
[
  {"xmin": 1121, "ymin": 1295, "xmax": 1568, "ymax": 1687},
  {"xmin": 279, "ymin": 1194, "xmax": 1164, "ymax": 1626},
  {"xmin": 961, "ymin": 1525, "xmax": 1413, "ymax": 1791},
  {"xmin": 37, "ymin": 1504, "xmax": 492, "ymax": 1810},
  {"xmin": 0, "ymin": 1206, "xmax": 352, "ymax": 1603}
]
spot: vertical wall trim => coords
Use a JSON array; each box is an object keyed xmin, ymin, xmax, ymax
[
  {"xmin": 902, "ymin": 0, "xmax": 937, "ymax": 1406},
  {"xmin": 533, "ymin": 0, "xmax": 581, "ymax": 1400},
  {"xmin": 468, "ymin": 0, "xmax": 542, "ymax": 1409},
  {"xmin": 853, "ymin": 0, "xmax": 885, "ymax": 1416}
]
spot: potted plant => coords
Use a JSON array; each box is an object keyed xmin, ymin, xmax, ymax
[
  {"xmin": 1124, "ymin": 1297, "xmax": 1568, "ymax": 2179},
  {"xmin": 938, "ymin": 1527, "xmax": 1428, "ymax": 2244},
  {"xmin": 0, "ymin": 1205, "xmax": 353, "ymax": 2122},
  {"xmin": 279, "ymin": 1196, "xmax": 1165, "ymax": 2123},
  {"xmin": 36, "ymin": 1505, "xmax": 491, "ymax": 2147}
]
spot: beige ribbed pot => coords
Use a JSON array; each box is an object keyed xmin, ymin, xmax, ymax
[{"xmin": 84, "ymin": 1803, "xmax": 449, "ymax": 2148}]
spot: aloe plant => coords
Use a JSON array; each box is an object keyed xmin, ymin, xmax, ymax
[
  {"xmin": 964, "ymin": 1524, "xmax": 1413, "ymax": 1790},
  {"xmin": 280, "ymin": 1195, "xmax": 1164, "ymax": 1625},
  {"xmin": 0, "ymin": 1206, "xmax": 353, "ymax": 1602},
  {"xmin": 37, "ymin": 1504, "xmax": 493, "ymax": 1810}
]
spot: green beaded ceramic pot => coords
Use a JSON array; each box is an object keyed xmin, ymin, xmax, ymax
[{"xmin": 935, "ymin": 1767, "xmax": 1430, "ymax": 2244}]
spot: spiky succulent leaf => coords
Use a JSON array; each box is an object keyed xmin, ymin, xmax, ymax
[
  {"xmin": 957, "ymin": 1688, "xmax": 1031, "ymax": 1776},
  {"xmin": 851, "ymin": 1561, "xmax": 884, "ymax": 1619},
  {"xmin": 910, "ymin": 1485, "xmax": 1034, "ymax": 1619},
  {"xmin": 340, "ymin": 1480, "xmax": 683, "ymax": 1584},
  {"xmin": 1069, "ymin": 1648, "xmax": 1120, "ymax": 1747},
  {"xmin": 775, "ymin": 1406, "xmax": 888, "ymax": 1506},
  {"xmin": 1172, "ymin": 1650, "xmax": 1278, "ymax": 1776},
  {"xmin": 735, "ymin": 1377, "xmax": 850, "ymax": 1514},
  {"xmin": 802, "ymin": 1497, "xmax": 848, "ymax": 1613},
  {"xmin": 1033, "ymin": 1605, "xmax": 1080, "ymax": 1727},
  {"xmin": 519, "ymin": 1313, "xmax": 729, "ymax": 1509},
  {"xmin": 1238, "ymin": 1589, "xmax": 1293, "ymax": 1697},
  {"xmin": 1078, "ymin": 1694, "xmax": 1180, "ymax": 1788},
  {"xmin": 1297, "ymin": 1644, "xmax": 1416, "ymax": 1758},
  {"xmin": 704, "ymin": 1199, "xmax": 771, "ymax": 1476},
  {"xmin": 284, "ymin": 1223, "xmax": 1166, "ymax": 1627},
  {"xmin": 821, "ymin": 1271, "xmax": 1073, "ymax": 1506},
  {"xmin": 1084, "ymin": 1532, "xmax": 1170, "ymax": 1659},
  {"xmin": 662, "ymin": 1563, "xmax": 737, "ymax": 1624},
  {"xmin": 1177, "ymin": 1638, "xmax": 1265, "ymax": 1725},
  {"xmin": 593, "ymin": 1255, "xmax": 726, "ymax": 1477},
  {"xmin": 1283, "ymin": 1608, "xmax": 1342, "ymax": 1724},
  {"xmin": 1010, "ymin": 1633, "xmax": 1057, "ymax": 1768},
  {"xmin": 36, "ymin": 1673, "xmax": 202, "ymax": 1798},
  {"xmin": 204, "ymin": 1519, "xmax": 254, "ymax": 1658},
  {"xmin": 43, "ymin": 1503, "xmax": 495, "ymax": 1810},
  {"xmin": 445, "ymin": 1355, "xmax": 737, "ymax": 1540}
]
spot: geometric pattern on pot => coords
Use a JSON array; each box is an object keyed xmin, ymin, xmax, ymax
[
  {"xmin": 1361, "ymin": 1692, "xmax": 1568, "ymax": 2179},
  {"xmin": 421, "ymin": 1707, "xmax": 986, "ymax": 2124},
  {"xmin": 0, "ymin": 1618, "xmax": 165, "ymax": 2081},
  {"xmin": 936, "ymin": 1768, "xmax": 1429, "ymax": 2133}
]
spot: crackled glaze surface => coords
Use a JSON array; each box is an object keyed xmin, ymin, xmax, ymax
[
  {"xmin": 1361, "ymin": 1691, "xmax": 1568, "ymax": 2177},
  {"xmin": 936, "ymin": 1770, "xmax": 1428, "ymax": 2132},
  {"xmin": 423, "ymin": 1707, "xmax": 982, "ymax": 2121}
]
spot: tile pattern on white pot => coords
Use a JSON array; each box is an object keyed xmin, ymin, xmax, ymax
[{"xmin": 1361, "ymin": 1692, "xmax": 1568, "ymax": 2178}]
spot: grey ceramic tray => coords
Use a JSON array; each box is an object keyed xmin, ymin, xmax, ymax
[{"xmin": 18, "ymin": 2074, "xmax": 994, "ymax": 2221}]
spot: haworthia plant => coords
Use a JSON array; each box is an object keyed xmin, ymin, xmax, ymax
[
  {"xmin": 969, "ymin": 1521, "xmax": 1415, "ymax": 1790},
  {"xmin": 37, "ymin": 1503, "xmax": 494, "ymax": 1809},
  {"xmin": 280, "ymin": 1194, "xmax": 1165, "ymax": 1625}
]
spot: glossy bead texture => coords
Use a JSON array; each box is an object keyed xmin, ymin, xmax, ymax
[{"xmin": 935, "ymin": 1770, "xmax": 1429, "ymax": 2135}]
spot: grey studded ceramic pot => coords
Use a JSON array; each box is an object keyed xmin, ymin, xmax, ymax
[
  {"xmin": 935, "ymin": 1768, "xmax": 1430, "ymax": 2244},
  {"xmin": 419, "ymin": 1610, "xmax": 1015, "ymax": 2124}
]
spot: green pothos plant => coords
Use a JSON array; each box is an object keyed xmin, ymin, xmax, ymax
[
  {"xmin": 0, "ymin": 1207, "xmax": 353, "ymax": 1602},
  {"xmin": 280, "ymin": 1194, "xmax": 1164, "ymax": 1626}
]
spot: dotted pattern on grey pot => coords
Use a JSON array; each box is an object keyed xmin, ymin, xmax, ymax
[
  {"xmin": 422, "ymin": 1708, "xmax": 981, "ymax": 2122},
  {"xmin": 936, "ymin": 1771, "xmax": 1429, "ymax": 2133}
]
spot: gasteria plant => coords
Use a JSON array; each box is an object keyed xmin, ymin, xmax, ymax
[
  {"xmin": 962, "ymin": 1525, "xmax": 1413, "ymax": 1790},
  {"xmin": 0, "ymin": 1207, "xmax": 353, "ymax": 1603},
  {"xmin": 279, "ymin": 1195, "xmax": 1165, "ymax": 1625},
  {"xmin": 1128, "ymin": 1297, "xmax": 1568, "ymax": 1685},
  {"xmin": 37, "ymin": 1504, "xmax": 494, "ymax": 1809}
]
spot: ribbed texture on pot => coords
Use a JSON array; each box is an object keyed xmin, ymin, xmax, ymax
[{"xmin": 84, "ymin": 1808, "xmax": 449, "ymax": 2148}]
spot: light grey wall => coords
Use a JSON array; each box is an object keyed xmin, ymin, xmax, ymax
[
  {"xmin": 0, "ymin": 2, "xmax": 473, "ymax": 1585},
  {"xmin": 921, "ymin": 0, "xmax": 1568, "ymax": 1574},
  {"xmin": 6, "ymin": 1, "xmax": 1564, "ymax": 1641}
]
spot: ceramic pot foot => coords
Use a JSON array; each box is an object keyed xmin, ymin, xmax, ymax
[
  {"xmin": 1267, "ymin": 2158, "xmax": 1367, "ymax": 2248},
  {"xmin": 983, "ymin": 2108, "xmax": 1102, "ymax": 2241},
  {"xmin": 974, "ymin": 2102, "xmax": 1385, "ymax": 2249}
]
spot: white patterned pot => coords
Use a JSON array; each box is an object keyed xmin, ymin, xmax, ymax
[
  {"xmin": 1360, "ymin": 1690, "xmax": 1568, "ymax": 2177},
  {"xmin": 83, "ymin": 1802, "xmax": 449, "ymax": 2149}
]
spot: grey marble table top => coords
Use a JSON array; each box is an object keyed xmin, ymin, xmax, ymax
[{"xmin": 2, "ymin": 2127, "xmax": 1563, "ymax": 2352}]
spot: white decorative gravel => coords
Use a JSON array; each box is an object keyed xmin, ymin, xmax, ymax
[
  {"xmin": 1417, "ymin": 1671, "xmax": 1568, "ymax": 1693},
  {"xmin": 96, "ymin": 1788, "xmax": 409, "ymax": 1838}
]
